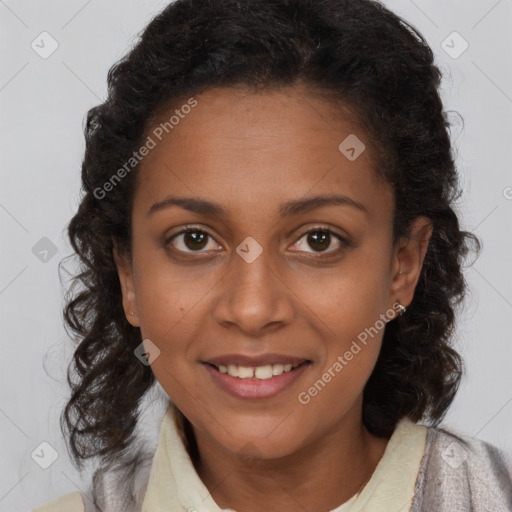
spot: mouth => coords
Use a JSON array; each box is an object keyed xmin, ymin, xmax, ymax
[{"xmin": 201, "ymin": 355, "xmax": 312, "ymax": 399}]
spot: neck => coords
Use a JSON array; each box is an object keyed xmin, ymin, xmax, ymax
[{"xmin": 181, "ymin": 405, "xmax": 390, "ymax": 512}]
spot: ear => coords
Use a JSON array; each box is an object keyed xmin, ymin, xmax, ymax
[
  {"xmin": 388, "ymin": 216, "xmax": 433, "ymax": 317},
  {"xmin": 112, "ymin": 237, "xmax": 140, "ymax": 327}
]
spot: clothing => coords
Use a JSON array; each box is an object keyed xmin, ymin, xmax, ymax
[
  {"xmin": 32, "ymin": 403, "xmax": 512, "ymax": 512},
  {"xmin": 141, "ymin": 406, "xmax": 426, "ymax": 512},
  {"xmin": 410, "ymin": 423, "xmax": 512, "ymax": 511},
  {"xmin": 32, "ymin": 491, "xmax": 85, "ymax": 512}
]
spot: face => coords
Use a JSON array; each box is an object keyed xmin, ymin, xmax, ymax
[{"xmin": 114, "ymin": 85, "xmax": 431, "ymax": 460}]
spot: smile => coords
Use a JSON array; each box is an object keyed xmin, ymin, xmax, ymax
[
  {"xmin": 213, "ymin": 362, "xmax": 301, "ymax": 379},
  {"xmin": 202, "ymin": 360, "xmax": 311, "ymax": 399}
]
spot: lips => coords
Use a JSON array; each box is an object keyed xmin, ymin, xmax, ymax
[{"xmin": 202, "ymin": 357, "xmax": 312, "ymax": 399}]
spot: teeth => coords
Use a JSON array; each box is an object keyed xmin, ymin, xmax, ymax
[
  {"xmin": 237, "ymin": 366, "xmax": 254, "ymax": 378},
  {"xmin": 215, "ymin": 362, "xmax": 302, "ymax": 380},
  {"xmin": 227, "ymin": 364, "xmax": 238, "ymax": 377},
  {"xmin": 255, "ymin": 365, "xmax": 273, "ymax": 379},
  {"xmin": 272, "ymin": 364, "xmax": 284, "ymax": 376}
]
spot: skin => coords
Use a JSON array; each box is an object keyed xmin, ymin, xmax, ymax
[{"xmin": 113, "ymin": 85, "xmax": 432, "ymax": 512}]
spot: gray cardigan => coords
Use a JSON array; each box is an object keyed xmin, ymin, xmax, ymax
[{"xmin": 410, "ymin": 425, "xmax": 512, "ymax": 511}]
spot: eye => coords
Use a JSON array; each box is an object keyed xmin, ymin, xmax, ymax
[
  {"xmin": 165, "ymin": 225, "xmax": 350, "ymax": 258},
  {"xmin": 289, "ymin": 227, "xmax": 349, "ymax": 256},
  {"xmin": 166, "ymin": 228, "xmax": 222, "ymax": 253}
]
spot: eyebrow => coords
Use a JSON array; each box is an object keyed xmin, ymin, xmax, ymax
[{"xmin": 147, "ymin": 193, "xmax": 369, "ymax": 218}]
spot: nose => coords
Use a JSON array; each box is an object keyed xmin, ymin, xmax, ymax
[{"xmin": 212, "ymin": 247, "xmax": 295, "ymax": 336}]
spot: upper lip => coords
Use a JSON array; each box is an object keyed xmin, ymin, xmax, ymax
[{"xmin": 203, "ymin": 353, "xmax": 310, "ymax": 367}]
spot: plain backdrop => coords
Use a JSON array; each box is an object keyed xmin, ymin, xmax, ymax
[{"xmin": 1, "ymin": 0, "xmax": 511, "ymax": 510}]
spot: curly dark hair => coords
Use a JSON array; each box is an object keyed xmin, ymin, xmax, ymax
[{"xmin": 58, "ymin": 0, "xmax": 480, "ymax": 505}]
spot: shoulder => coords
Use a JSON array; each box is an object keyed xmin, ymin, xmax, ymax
[
  {"xmin": 32, "ymin": 491, "xmax": 85, "ymax": 512},
  {"xmin": 427, "ymin": 423, "xmax": 512, "ymax": 481},
  {"xmin": 411, "ymin": 422, "xmax": 512, "ymax": 511}
]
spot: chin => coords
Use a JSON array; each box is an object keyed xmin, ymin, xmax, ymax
[{"xmin": 211, "ymin": 420, "xmax": 309, "ymax": 461}]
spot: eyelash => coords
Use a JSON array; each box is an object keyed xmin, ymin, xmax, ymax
[{"xmin": 165, "ymin": 224, "xmax": 351, "ymax": 260}]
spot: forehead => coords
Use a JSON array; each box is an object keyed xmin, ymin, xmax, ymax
[{"xmin": 134, "ymin": 86, "xmax": 392, "ymax": 221}]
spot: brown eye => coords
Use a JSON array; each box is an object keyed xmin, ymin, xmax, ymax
[
  {"xmin": 307, "ymin": 230, "xmax": 331, "ymax": 251},
  {"xmin": 289, "ymin": 227, "xmax": 349, "ymax": 257},
  {"xmin": 183, "ymin": 231, "xmax": 208, "ymax": 250},
  {"xmin": 167, "ymin": 229, "xmax": 221, "ymax": 253}
]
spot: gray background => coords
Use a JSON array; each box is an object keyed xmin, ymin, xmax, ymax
[{"xmin": 1, "ymin": 0, "xmax": 511, "ymax": 510}]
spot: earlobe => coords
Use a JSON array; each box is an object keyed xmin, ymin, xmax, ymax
[
  {"xmin": 112, "ymin": 237, "xmax": 140, "ymax": 327},
  {"xmin": 389, "ymin": 216, "xmax": 433, "ymax": 313}
]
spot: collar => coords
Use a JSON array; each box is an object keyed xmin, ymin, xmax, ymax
[{"xmin": 141, "ymin": 404, "xmax": 426, "ymax": 512}]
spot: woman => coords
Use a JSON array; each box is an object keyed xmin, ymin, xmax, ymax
[{"xmin": 34, "ymin": 0, "xmax": 512, "ymax": 511}]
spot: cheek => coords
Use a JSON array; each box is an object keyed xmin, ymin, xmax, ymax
[
  {"xmin": 295, "ymin": 244, "xmax": 390, "ymax": 392},
  {"xmin": 293, "ymin": 249, "xmax": 390, "ymax": 341},
  {"xmin": 296, "ymin": 296, "xmax": 386, "ymax": 421},
  {"xmin": 133, "ymin": 245, "xmax": 217, "ymax": 341}
]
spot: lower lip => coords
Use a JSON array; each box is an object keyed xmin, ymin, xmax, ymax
[{"xmin": 203, "ymin": 362, "xmax": 311, "ymax": 399}]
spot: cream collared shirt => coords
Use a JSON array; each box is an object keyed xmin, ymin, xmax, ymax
[{"xmin": 33, "ymin": 406, "xmax": 426, "ymax": 512}]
